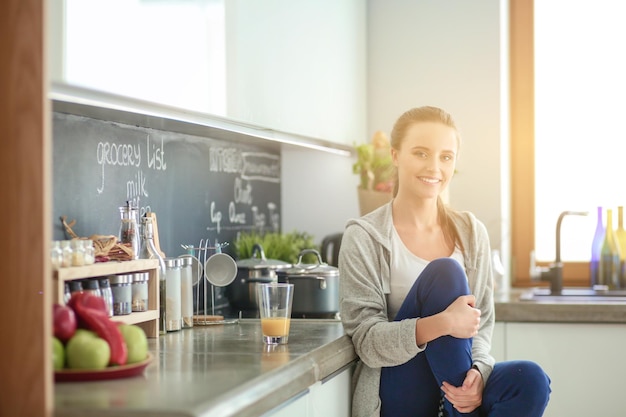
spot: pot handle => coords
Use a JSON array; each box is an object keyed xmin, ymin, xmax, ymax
[
  {"xmin": 284, "ymin": 275, "xmax": 327, "ymax": 290},
  {"xmin": 250, "ymin": 243, "xmax": 267, "ymax": 261},
  {"xmin": 296, "ymin": 249, "xmax": 325, "ymax": 267}
]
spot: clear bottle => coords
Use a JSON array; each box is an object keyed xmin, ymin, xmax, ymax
[
  {"xmin": 599, "ymin": 208, "xmax": 621, "ymax": 289},
  {"xmin": 180, "ymin": 256, "xmax": 194, "ymax": 329},
  {"xmin": 616, "ymin": 206, "xmax": 626, "ymax": 287},
  {"xmin": 164, "ymin": 258, "xmax": 182, "ymax": 332},
  {"xmin": 590, "ymin": 206, "xmax": 605, "ymax": 287},
  {"xmin": 118, "ymin": 201, "xmax": 140, "ymax": 260},
  {"xmin": 139, "ymin": 216, "xmax": 167, "ymax": 334}
]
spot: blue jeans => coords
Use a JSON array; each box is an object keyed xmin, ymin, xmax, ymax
[{"xmin": 380, "ymin": 258, "xmax": 551, "ymax": 417}]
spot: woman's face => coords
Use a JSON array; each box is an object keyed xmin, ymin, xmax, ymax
[{"xmin": 391, "ymin": 121, "xmax": 458, "ymax": 200}]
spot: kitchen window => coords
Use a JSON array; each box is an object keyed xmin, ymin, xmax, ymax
[
  {"xmin": 511, "ymin": 0, "xmax": 626, "ymax": 286},
  {"xmin": 56, "ymin": 0, "xmax": 226, "ymax": 115}
]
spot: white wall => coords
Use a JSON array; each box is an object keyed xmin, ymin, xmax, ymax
[
  {"xmin": 367, "ymin": 0, "xmax": 506, "ymax": 249},
  {"xmin": 281, "ymin": 0, "xmax": 511, "ymax": 274},
  {"xmin": 281, "ymin": 147, "xmax": 360, "ymax": 242},
  {"xmin": 226, "ymin": 0, "xmax": 367, "ymax": 145},
  {"xmin": 263, "ymin": 1, "xmax": 367, "ymax": 242}
]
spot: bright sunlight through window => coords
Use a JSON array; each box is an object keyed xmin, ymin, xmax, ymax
[
  {"xmin": 534, "ymin": 0, "xmax": 626, "ymax": 262},
  {"xmin": 64, "ymin": 0, "xmax": 226, "ymax": 115}
]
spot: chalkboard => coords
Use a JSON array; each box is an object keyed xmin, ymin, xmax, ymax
[{"xmin": 52, "ymin": 112, "xmax": 282, "ymax": 260}]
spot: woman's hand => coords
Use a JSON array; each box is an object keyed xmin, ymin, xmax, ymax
[
  {"xmin": 441, "ymin": 367, "xmax": 484, "ymax": 413},
  {"xmin": 442, "ymin": 295, "xmax": 481, "ymax": 338}
]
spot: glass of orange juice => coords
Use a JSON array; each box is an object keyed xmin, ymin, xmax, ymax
[{"xmin": 256, "ymin": 283, "xmax": 294, "ymax": 344}]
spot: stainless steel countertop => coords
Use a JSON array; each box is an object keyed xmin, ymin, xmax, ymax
[
  {"xmin": 54, "ymin": 319, "xmax": 356, "ymax": 417},
  {"xmin": 495, "ymin": 288, "xmax": 626, "ymax": 323},
  {"xmin": 54, "ymin": 293, "xmax": 626, "ymax": 417}
]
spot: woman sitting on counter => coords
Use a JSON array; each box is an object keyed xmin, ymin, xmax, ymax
[{"xmin": 339, "ymin": 106, "xmax": 551, "ymax": 417}]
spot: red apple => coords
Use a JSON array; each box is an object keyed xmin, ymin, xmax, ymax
[{"xmin": 53, "ymin": 303, "xmax": 77, "ymax": 343}]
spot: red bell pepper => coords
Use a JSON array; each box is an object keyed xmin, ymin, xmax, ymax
[{"xmin": 68, "ymin": 292, "xmax": 128, "ymax": 366}]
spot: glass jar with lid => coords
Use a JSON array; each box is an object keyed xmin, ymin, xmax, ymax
[
  {"xmin": 132, "ymin": 272, "xmax": 150, "ymax": 312},
  {"xmin": 118, "ymin": 201, "xmax": 140, "ymax": 259},
  {"xmin": 70, "ymin": 239, "xmax": 85, "ymax": 266},
  {"xmin": 110, "ymin": 274, "xmax": 133, "ymax": 315},
  {"xmin": 98, "ymin": 277, "xmax": 114, "ymax": 317},
  {"xmin": 81, "ymin": 278, "xmax": 101, "ymax": 297},
  {"xmin": 60, "ymin": 240, "xmax": 73, "ymax": 268},
  {"xmin": 179, "ymin": 256, "xmax": 194, "ymax": 329},
  {"xmin": 83, "ymin": 239, "xmax": 95, "ymax": 265},
  {"xmin": 164, "ymin": 258, "xmax": 182, "ymax": 332},
  {"xmin": 51, "ymin": 241, "xmax": 63, "ymax": 269}
]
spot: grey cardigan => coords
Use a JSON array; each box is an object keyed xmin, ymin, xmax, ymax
[{"xmin": 338, "ymin": 202, "xmax": 495, "ymax": 417}]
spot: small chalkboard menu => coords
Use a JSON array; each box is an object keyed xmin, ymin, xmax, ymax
[{"xmin": 52, "ymin": 111, "xmax": 282, "ymax": 260}]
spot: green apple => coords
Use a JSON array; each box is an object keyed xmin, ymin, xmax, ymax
[
  {"xmin": 66, "ymin": 329, "xmax": 110, "ymax": 370},
  {"xmin": 52, "ymin": 336, "xmax": 65, "ymax": 370},
  {"xmin": 118, "ymin": 324, "xmax": 148, "ymax": 364}
]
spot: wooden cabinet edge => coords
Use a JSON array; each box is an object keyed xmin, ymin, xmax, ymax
[
  {"xmin": 53, "ymin": 259, "xmax": 160, "ymax": 281},
  {"xmin": 53, "ymin": 259, "xmax": 161, "ymax": 337}
]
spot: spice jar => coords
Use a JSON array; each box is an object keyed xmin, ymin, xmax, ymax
[
  {"xmin": 132, "ymin": 272, "xmax": 149, "ymax": 312},
  {"xmin": 68, "ymin": 280, "xmax": 83, "ymax": 296},
  {"xmin": 64, "ymin": 282, "xmax": 71, "ymax": 304},
  {"xmin": 81, "ymin": 278, "xmax": 101, "ymax": 297},
  {"xmin": 98, "ymin": 277, "xmax": 114, "ymax": 317},
  {"xmin": 51, "ymin": 241, "xmax": 62, "ymax": 269},
  {"xmin": 110, "ymin": 274, "xmax": 133, "ymax": 315},
  {"xmin": 83, "ymin": 239, "xmax": 95, "ymax": 265},
  {"xmin": 118, "ymin": 201, "xmax": 140, "ymax": 260},
  {"xmin": 179, "ymin": 256, "xmax": 194, "ymax": 329},
  {"xmin": 164, "ymin": 258, "xmax": 182, "ymax": 332},
  {"xmin": 60, "ymin": 240, "xmax": 73, "ymax": 267},
  {"xmin": 70, "ymin": 239, "xmax": 85, "ymax": 266}
]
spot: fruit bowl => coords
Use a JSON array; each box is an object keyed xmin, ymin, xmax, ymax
[{"xmin": 55, "ymin": 352, "xmax": 154, "ymax": 382}]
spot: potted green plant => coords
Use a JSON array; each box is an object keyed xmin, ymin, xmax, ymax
[{"xmin": 352, "ymin": 131, "xmax": 394, "ymax": 215}]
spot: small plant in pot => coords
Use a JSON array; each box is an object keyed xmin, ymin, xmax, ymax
[{"xmin": 353, "ymin": 130, "xmax": 395, "ymax": 215}]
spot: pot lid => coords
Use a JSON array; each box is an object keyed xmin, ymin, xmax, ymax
[
  {"xmin": 278, "ymin": 249, "xmax": 339, "ymax": 277},
  {"xmin": 236, "ymin": 243, "xmax": 292, "ymax": 270}
]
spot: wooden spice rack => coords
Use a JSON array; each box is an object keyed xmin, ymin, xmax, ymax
[{"xmin": 53, "ymin": 259, "xmax": 160, "ymax": 337}]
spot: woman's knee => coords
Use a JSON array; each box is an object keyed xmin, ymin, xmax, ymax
[
  {"xmin": 420, "ymin": 258, "xmax": 468, "ymax": 291},
  {"xmin": 494, "ymin": 360, "xmax": 551, "ymax": 401}
]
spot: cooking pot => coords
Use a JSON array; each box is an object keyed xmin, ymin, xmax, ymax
[
  {"xmin": 226, "ymin": 243, "xmax": 292, "ymax": 311},
  {"xmin": 277, "ymin": 249, "xmax": 339, "ymax": 317}
]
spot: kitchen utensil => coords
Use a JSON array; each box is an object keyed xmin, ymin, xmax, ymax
[
  {"xmin": 204, "ymin": 252, "xmax": 237, "ymax": 287},
  {"xmin": 182, "ymin": 240, "xmax": 238, "ymax": 325},
  {"xmin": 227, "ymin": 243, "xmax": 292, "ymax": 311},
  {"xmin": 277, "ymin": 249, "xmax": 340, "ymax": 318}
]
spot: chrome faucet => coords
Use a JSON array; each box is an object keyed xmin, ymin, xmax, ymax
[{"xmin": 530, "ymin": 210, "xmax": 588, "ymax": 295}]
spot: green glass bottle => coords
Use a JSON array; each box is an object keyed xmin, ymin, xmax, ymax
[{"xmin": 598, "ymin": 208, "xmax": 621, "ymax": 289}]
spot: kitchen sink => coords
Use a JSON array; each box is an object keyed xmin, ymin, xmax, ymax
[{"xmin": 520, "ymin": 287, "xmax": 626, "ymax": 303}]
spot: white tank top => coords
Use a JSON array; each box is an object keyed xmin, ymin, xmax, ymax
[{"xmin": 388, "ymin": 225, "xmax": 465, "ymax": 320}]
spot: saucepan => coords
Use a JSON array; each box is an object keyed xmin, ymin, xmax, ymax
[
  {"xmin": 277, "ymin": 249, "xmax": 339, "ymax": 317},
  {"xmin": 226, "ymin": 243, "xmax": 292, "ymax": 311}
]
